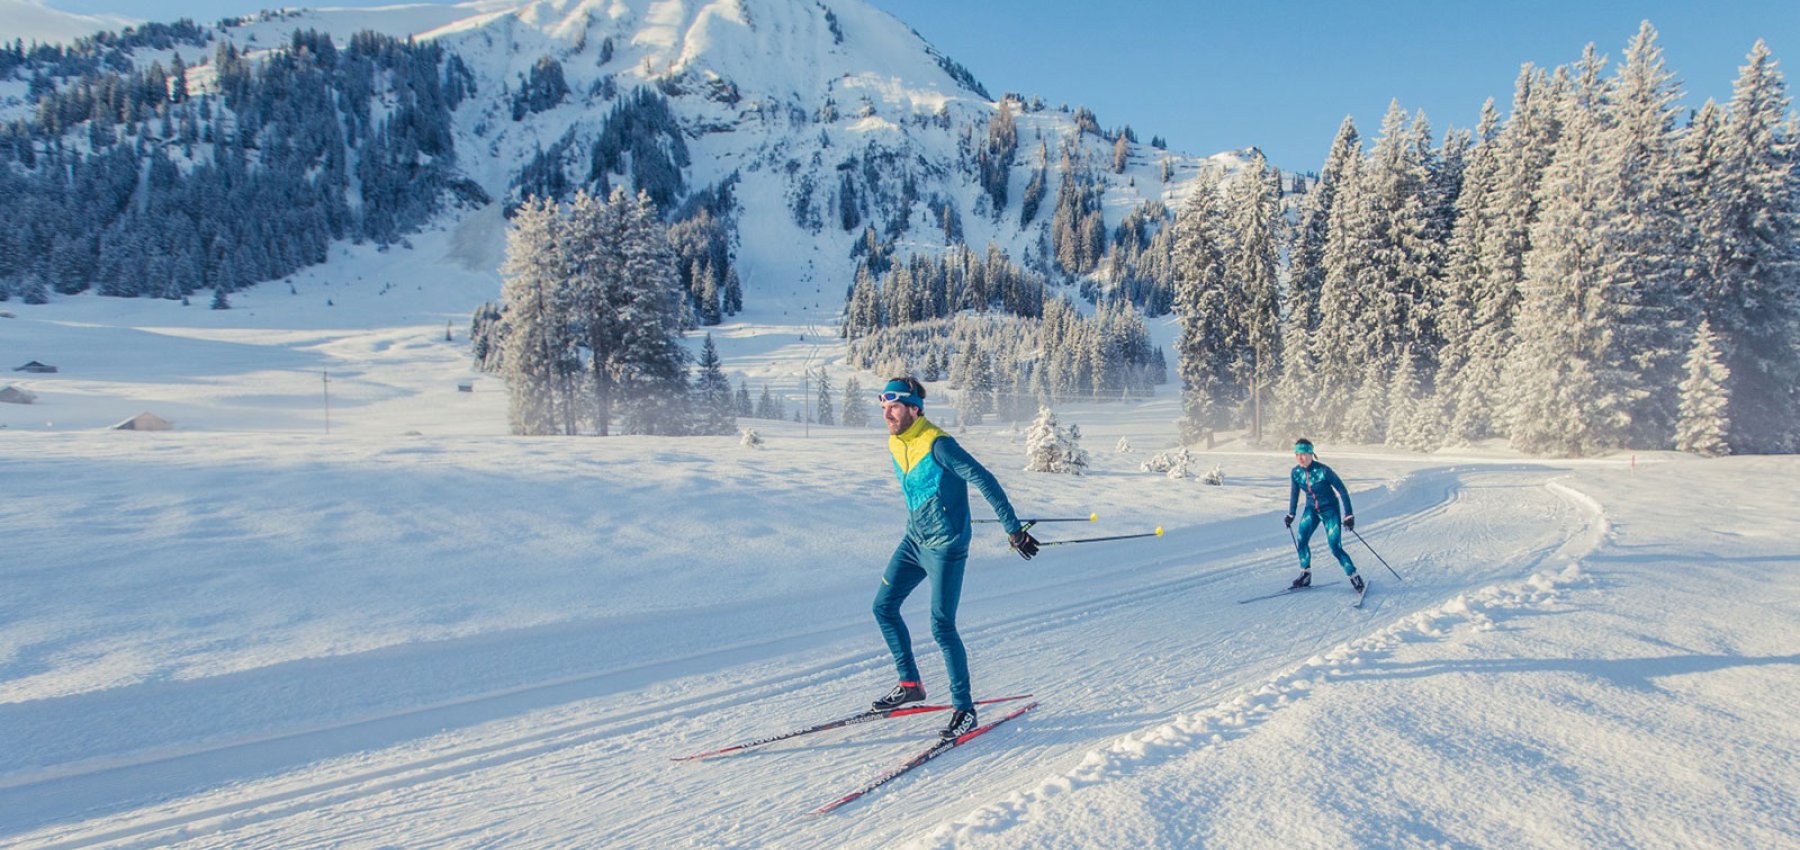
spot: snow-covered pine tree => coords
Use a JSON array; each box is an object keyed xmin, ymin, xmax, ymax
[
  {"xmin": 1457, "ymin": 66, "xmax": 1565, "ymax": 445},
  {"xmin": 499, "ymin": 196, "xmax": 572, "ymax": 436},
  {"xmin": 755, "ymin": 384, "xmax": 781, "ymax": 419},
  {"xmin": 1023, "ymin": 406, "xmax": 1086, "ymax": 473},
  {"xmin": 1223, "ymin": 151, "xmax": 1283, "ymax": 439},
  {"xmin": 815, "ymin": 367, "xmax": 834, "ymax": 426},
  {"xmin": 1436, "ymin": 99, "xmax": 1504, "ymax": 444},
  {"xmin": 1603, "ymin": 22, "xmax": 1690, "ymax": 447},
  {"xmin": 561, "ymin": 190, "xmax": 623, "ymax": 434},
  {"xmin": 1506, "ymin": 47, "xmax": 1645, "ymax": 456},
  {"xmin": 1172, "ymin": 172, "xmax": 1231, "ymax": 444},
  {"xmin": 735, "ymin": 378, "xmax": 754, "ymax": 417},
  {"xmin": 1312, "ymin": 118, "xmax": 1378, "ymax": 437},
  {"xmin": 1686, "ymin": 41, "xmax": 1800, "ymax": 453},
  {"xmin": 691, "ymin": 333, "xmax": 735, "ymax": 435},
  {"xmin": 1062, "ymin": 422, "xmax": 1089, "ymax": 474},
  {"xmin": 1676, "ymin": 319, "xmax": 1732, "ymax": 457},
  {"xmin": 1025, "ymin": 405, "xmax": 1062, "ymax": 472},
  {"xmin": 613, "ymin": 189, "xmax": 691, "ymax": 435},
  {"xmin": 1358, "ymin": 102, "xmax": 1445, "ymax": 390},
  {"xmin": 841, "ymin": 376, "xmax": 870, "ymax": 427}
]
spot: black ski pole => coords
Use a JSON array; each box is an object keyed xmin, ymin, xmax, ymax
[
  {"xmin": 1035, "ymin": 528, "xmax": 1164, "ymax": 547},
  {"xmin": 977, "ymin": 514, "xmax": 1097, "ymax": 524},
  {"xmin": 1351, "ymin": 527, "xmax": 1404, "ymax": 581}
]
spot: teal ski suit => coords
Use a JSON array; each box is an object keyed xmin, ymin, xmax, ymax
[{"xmin": 1289, "ymin": 461, "xmax": 1357, "ymax": 576}]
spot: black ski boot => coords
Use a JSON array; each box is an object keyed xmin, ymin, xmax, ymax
[
  {"xmin": 1290, "ymin": 570, "xmax": 1313, "ymax": 589},
  {"xmin": 941, "ymin": 707, "xmax": 978, "ymax": 739},
  {"xmin": 872, "ymin": 681, "xmax": 926, "ymax": 711},
  {"xmin": 1350, "ymin": 574, "xmax": 1366, "ymax": 594}
]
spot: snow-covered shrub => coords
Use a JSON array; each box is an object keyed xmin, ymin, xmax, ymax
[
  {"xmin": 1024, "ymin": 406, "xmax": 1088, "ymax": 474},
  {"xmin": 740, "ymin": 427, "xmax": 763, "ymax": 448},
  {"xmin": 1116, "ymin": 436, "xmax": 1132, "ymax": 453},
  {"xmin": 1201, "ymin": 464, "xmax": 1224, "ymax": 486},
  {"xmin": 1141, "ymin": 446, "xmax": 1195, "ymax": 479}
]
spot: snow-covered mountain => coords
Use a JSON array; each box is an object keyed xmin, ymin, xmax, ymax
[
  {"xmin": 0, "ymin": 0, "xmax": 136, "ymax": 45},
  {"xmin": 156, "ymin": 0, "xmax": 1247, "ymax": 306}
]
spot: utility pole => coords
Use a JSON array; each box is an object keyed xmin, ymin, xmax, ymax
[{"xmin": 1252, "ymin": 343, "xmax": 1263, "ymax": 444}]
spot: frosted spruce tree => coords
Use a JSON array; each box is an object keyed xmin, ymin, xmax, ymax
[
  {"xmin": 735, "ymin": 379, "xmax": 754, "ymax": 417},
  {"xmin": 1024, "ymin": 406, "xmax": 1088, "ymax": 474},
  {"xmin": 1505, "ymin": 49, "xmax": 1644, "ymax": 456},
  {"xmin": 691, "ymin": 334, "xmax": 736, "ymax": 435},
  {"xmin": 841, "ymin": 376, "xmax": 870, "ymax": 427},
  {"xmin": 1685, "ymin": 41, "xmax": 1800, "ymax": 453},
  {"xmin": 1676, "ymin": 320, "xmax": 1732, "ymax": 457},
  {"xmin": 613, "ymin": 189, "xmax": 691, "ymax": 435},
  {"xmin": 1451, "ymin": 67, "xmax": 1565, "ymax": 445},
  {"xmin": 1435, "ymin": 99, "xmax": 1505, "ymax": 444},
  {"xmin": 562, "ymin": 190, "xmax": 625, "ymax": 435},
  {"xmin": 1312, "ymin": 118, "xmax": 1377, "ymax": 436},
  {"xmin": 499, "ymin": 197, "xmax": 574, "ymax": 436},
  {"xmin": 1358, "ymin": 102, "xmax": 1446, "ymax": 383},
  {"xmin": 1275, "ymin": 120, "xmax": 1360, "ymax": 438},
  {"xmin": 1172, "ymin": 173, "xmax": 1231, "ymax": 444},
  {"xmin": 815, "ymin": 367, "xmax": 835, "ymax": 426},
  {"xmin": 1222, "ymin": 151, "xmax": 1284, "ymax": 441},
  {"xmin": 1603, "ymin": 22, "xmax": 1690, "ymax": 446}
]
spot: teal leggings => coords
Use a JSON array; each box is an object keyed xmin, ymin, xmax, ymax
[
  {"xmin": 1297, "ymin": 509, "xmax": 1357, "ymax": 575},
  {"xmin": 872, "ymin": 536, "xmax": 972, "ymax": 710}
]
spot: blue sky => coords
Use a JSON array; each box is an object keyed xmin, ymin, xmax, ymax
[{"xmin": 41, "ymin": 0, "xmax": 1800, "ymax": 171}]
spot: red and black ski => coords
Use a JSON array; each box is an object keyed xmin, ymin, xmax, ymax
[
  {"xmin": 673, "ymin": 694, "xmax": 1032, "ymax": 762},
  {"xmin": 809, "ymin": 700, "xmax": 1039, "ymax": 815}
]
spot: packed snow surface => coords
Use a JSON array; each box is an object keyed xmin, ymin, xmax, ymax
[{"xmin": 2, "ymin": 227, "xmax": 1797, "ymax": 849}]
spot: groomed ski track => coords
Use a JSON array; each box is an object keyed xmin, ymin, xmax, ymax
[{"xmin": 2, "ymin": 463, "xmax": 1596, "ymax": 850}]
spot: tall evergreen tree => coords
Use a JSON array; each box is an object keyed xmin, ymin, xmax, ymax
[
  {"xmin": 1455, "ymin": 66, "xmax": 1566, "ymax": 444},
  {"xmin": 1436, "ymin": 99, "xmax": 1504, "ymax": 444},
  {"xmin": 1687, "ymin": 41, "xmax": 1800, "ymax": 453},
  {"xmin": 499, "ymin": 197, "xmax": 572, "ymax": 436},
  {"xmin": 1676, "ymin": 319, "xmax": 1732, "ymax": 457},
  {"xmin": 613, "ymin": 189, "xmax": 691, "ymax": 435},
  {"xmin": 815, "ymin": 367, "xmax": 835, "ymax": 426},
  {"xmin": 1172, "ymin": 174, "xmax": 1231, "ymax": 443},
  {"xmin": 735, "ymin": 378, "xmax": 754, "ymax": 418},
  {"xmin": 1223, "ymin": 152, "xmax": 1283, "ymax": 437},
  {"xmin": 691, "ymin": 334, "xmax": 735, "ymax": 435},
  {"xmin": 841, "ymin": 376, "xmax": 870, "ymax": 427},
  {"xmin": 1506, "ymin": 47, "xmax": 1644, "ymax": 455},
  {"xmin": 1603, "ymin": 22, "xmax": 1689, "ymax": 446}
]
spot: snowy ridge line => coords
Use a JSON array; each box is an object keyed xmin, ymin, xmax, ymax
[
  {"xmin": 902, "ymin": 562, "xmax": 1599, "ymax": 850},
  {"xmin": 899, "ymin": 471, "xmax": 1610, "ymax": 850}
]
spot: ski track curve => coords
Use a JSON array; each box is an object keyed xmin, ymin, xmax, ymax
[
  {"xmin": 0, "ymin": 463, "xmax": 1590, "ymax": 850},
  {"xmin": 905, "ymin": 472, "xmax": 1610, "ymax": 850}
]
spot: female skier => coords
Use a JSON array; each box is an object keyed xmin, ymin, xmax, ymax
[{"xmin": 1284, "ymin": 438, "xmax": 1363, "ymax": 594}]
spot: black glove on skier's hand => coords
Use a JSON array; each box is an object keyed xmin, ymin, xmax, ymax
[
  {"xmin": 1010, "ymin": 530, "xmax": 1040, "ymax": 560},
  {"xmin": 1344, "ymin": 515, "xmax": 1356, "ymax": 531},
  {"xmin": 1283, "ymin": 514, "xmax": 1295, "ymax": 528}
]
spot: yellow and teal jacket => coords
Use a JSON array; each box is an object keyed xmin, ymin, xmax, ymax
[{"xmin": 889, "ymin": 416, "xmax": 1022, "ymax": 548}]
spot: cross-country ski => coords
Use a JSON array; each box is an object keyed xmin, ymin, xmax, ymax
[
  {"xmin": 809, "ymin": 701, "xmax": 1040, "ymax": 815},
  {"xmin": 673, "ymin": 694, "xmax": 1033, "ymax": 761}
]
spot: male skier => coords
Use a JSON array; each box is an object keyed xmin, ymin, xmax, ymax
[{"xmin": 870, "ymin": 377, "xmax": 1038, "ymax": 738}]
